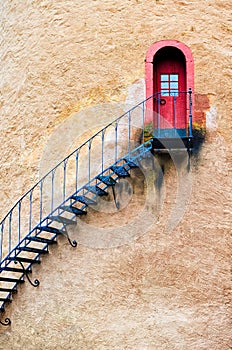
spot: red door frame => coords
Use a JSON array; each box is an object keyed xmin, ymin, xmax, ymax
[{"xmin": 145, "ymin": 40, "xmax": 194, "ymax": 131}]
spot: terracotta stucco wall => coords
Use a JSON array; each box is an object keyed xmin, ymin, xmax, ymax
[{"xmin": 0, "ymin": 1, "xmax": 231, "ymax": 349}]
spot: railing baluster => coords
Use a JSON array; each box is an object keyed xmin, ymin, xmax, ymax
[
  {"xmin": 174, "ymin": 95, "xmax": 177, "ymax": 132},
  {"xmin": 39, "ymin": 181, "xmax": 43, "ymax": 223},
  {"xmin": 29, "ymin": 190, "xmax": 33, "ymax": 233},
  {"xmin": 128, "ymin": 111, "xmax": 131, "ymax": 155},
  {"xmin": 115, "ymin": 121, "xmax": 118, "ymax": 162},
  {"xmin": 188, "ymin": 88, "xmax": 193, "ymax": 137},
  {"xmin": 9, "ymin": 212, "xmax": 12, "ymax": 254},
  {"xmin": 18, "ymin": 201, "xmax": 21, "ymax": 244},
  {"xmin": 75, "ymin": 151, "xmax": 79, "ymax": 193},
  {"xmin": 0, "ymin": 222, "xmax": 4, "ymax": 263},
  {"xmin": 142, "ymin": 101, "xmax": 145, "ymax": 144},
  {"xmin": 63, "ymin": 160, "xmax": 67, "ymax": 203},
  {"xmin": 88, "ymin": 140, "xmax": 92, "ymax": 183},
  {"xmin": 51, "ymin": 170, "xmax": 55, "ymax": 212},
  {"xmin": 101, "ymin": 130, "xmax": 105, "ymax": 173}
]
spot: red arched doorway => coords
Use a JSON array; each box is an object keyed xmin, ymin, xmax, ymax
[{"xmin": 145, "ymin": 40, "xmax": 194, "ymax": 138}]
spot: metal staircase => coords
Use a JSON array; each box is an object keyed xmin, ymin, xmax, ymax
[
  {"xmin": 0, "ymin": 96, "xmax": 155, "ymax": 326},
  {"xmin": 0, "ymin": 92, "xmax": 193, "ymax": 326}
]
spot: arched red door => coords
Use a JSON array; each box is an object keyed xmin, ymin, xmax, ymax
[
  {"xmin": 154, "ymin": 47, "xmax": 186, "ymax": 136},
  {"xmin": 145, "ymin": 40, "xmax": 194, "ymax": 139}
]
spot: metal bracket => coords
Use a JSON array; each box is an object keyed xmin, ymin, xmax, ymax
[
  {"xmin": 14, "ymin": 261, "xmax": 40, "ymax": 287},
  {"xmin": 61, "ymin": 227, "xmax": 77, "ymax": 248},
  {"xmin": 0, "ymin": 317, "xmax": 11, "ymax": 326}
]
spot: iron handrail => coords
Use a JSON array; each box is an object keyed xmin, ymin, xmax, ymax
[
  {"xmin": 0, "ymin": 90, "xmax": 193, "ymax": 263},
  {"xmin": 0, "ymin": 93, "xmax": 156, "ymax": 224}
]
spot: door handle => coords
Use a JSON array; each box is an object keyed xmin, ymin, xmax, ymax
[{"xmin": 160, "ymin": 98, "xmax": 166, "ymax": 105}]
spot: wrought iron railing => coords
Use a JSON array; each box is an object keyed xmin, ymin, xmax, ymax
[{"xmin": 0, "ymin": 91, "xmax": 193, "ymax": 266}]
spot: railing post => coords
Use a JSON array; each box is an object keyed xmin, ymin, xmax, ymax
[
  {"xmin": 75, "ymin": 151, "xmax": 79, "ymax": 194},
  {"xmin": 128, "ymin": 111, "xmax": 131, "ymax": 155},
  {"xmin": 63, "ymin": 160, "xmax": 67, "ymax": 203},
  {"xmin": 188, "ymin": 88, "xmax": 193, "ymax": 137},
  {"xmin": 0, "ymin": 222, "xmax": 3, "ymax": 263},
  {"xmin": 39, "ymin": 181, "xmax": 43, "ymax": 223},
  {"xmin": 88, "ymin": 140, "xmax": 92, "ymax": 183},
  {"xmin": 158, "ymin": 93, "xmax": 161, "ymax": 138},
  {"xmin": 115, "ymin": 121, "xmax": 118, "ymax": 162},
  {"xmin": 142, "ymin": 101, "xmax": 145, "ymax": 144},
  {"xmin": 174, "ymin": 95, "xmax": 177, "ymax": 133},
  {"xmin": 8, "ymin": 212, "xmax": 12, "ymax": 255},
  {"xmin": 18, "ymin": 201, "xmax": 21, "ymax": 244},
  {"xmin": 101, "ymin": 130, "xmax": 105, "ymax": 173},
  {"xmin": 29, "ymin": 191, "xmax": 33, "ymax": 233},
  {"xmin": 51, "ymin": 170, "xmax": 55, "ymax": 212}
]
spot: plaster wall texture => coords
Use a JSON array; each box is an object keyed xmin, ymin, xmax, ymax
[{"xmin": 0, "ymin": 0, "xmax": 231, "ymax": 349}]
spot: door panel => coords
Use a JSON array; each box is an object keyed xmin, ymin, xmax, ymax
[{"xmin": 153, "ymin": 51, "xmax": 187, "ymax": 136}]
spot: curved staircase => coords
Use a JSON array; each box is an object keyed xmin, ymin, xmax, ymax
[
  {"xmin": 0, "ymin": 97, "xmax": 153, "ymax": 326},
  {"xmin": 0, "ymin": 92, "xmax": 193, "ymax": 326}
]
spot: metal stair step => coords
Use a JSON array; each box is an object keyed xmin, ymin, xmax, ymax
[
  {"xmin": 97, "ymin": 175, "xmax": 116, "ymax": 186},
  {"xmin": 7, "ymin": 257, "xmax": 41, "ymax": 264},
  {"xmin": 0, "ymin": 287, "xmax": 17, "ymax": 293},
  {"xmin": 0, "ymin": 277, "xmax": 24, "ymax": 283},
  {"xmin": 27, "ymin": 236, "xmax": 57, "ymax": 244},
  {"xmin": 0, "ymin": 298, "xmax": 11, "ymax": 303},
  {"xmin": 60, "ymin": 205, "xmax": 87, "ymax": 216},
  {"xmin": 0, "ymin": 266, "xmax": 30, "ymax": 273},
  {"xmin": 110, "ymin": 165, "xmax": 130, "ymax": 178},
  {"xmin": 49, "ymin": 215, "xmax": 77, "ymax": 225},
  {"xmin": 84, "ymin": 185, "xmax": 108, "ymax": 196},
  {"xmin": 17, "ymin": 246, "xmax": 48, "ymax": 254},
  {"xmin": 71, "ymin": 195, "xmax": 96, "ymax": 206},
  {"xmin": 38, "ymin": 226, "xmax": 62, "ymax": 235},
  {"xmin": 123, "ymin": 158, "xmax": 139, "ymax": 168}
]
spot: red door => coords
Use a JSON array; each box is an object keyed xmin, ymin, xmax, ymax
[{"xmin": 154, "ymin": 53, "xmax": 186, "ymax": 136}]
